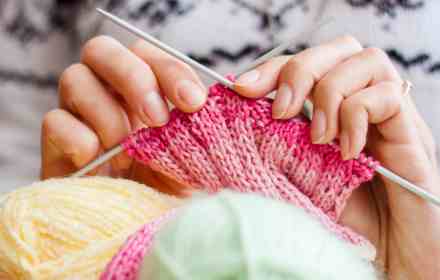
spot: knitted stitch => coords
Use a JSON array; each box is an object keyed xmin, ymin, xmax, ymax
[
  {"xmin": 100, "ymin": 213, "xmax": 173, "ymax": 280},
  {"xmin": 102, "ymin": 82, "xmax": 379, "ymax": 280},
  {"xmin": 123, "ymin": 81, "xmax": 377, "ymax": 245}
]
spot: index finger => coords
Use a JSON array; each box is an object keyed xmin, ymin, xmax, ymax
[
  {"xmin": 81, "ymin": 36, "xmax": 170, "ymax": 127},
  {"xmin": 129, "ymin": 39, "xmax": 207, "ymax": 113},
  {"xmin": 233, "ymin": 35, "xmax": 363, "ymax": 99}
]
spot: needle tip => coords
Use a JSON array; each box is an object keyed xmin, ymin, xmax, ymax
[{"xmin": 96, "ymin": 8, "xmax": 111, "ymax": 18}]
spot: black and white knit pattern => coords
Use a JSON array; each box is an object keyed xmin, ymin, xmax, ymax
[{"xmin": 0, "ymin": 0, "xmax": 439, "ymax": 189}]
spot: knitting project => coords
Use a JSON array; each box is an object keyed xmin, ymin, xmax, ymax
[
  {"xmin": 100, "ymin": 212, "xmax": 173, "ymax": 280},
  {"xmin": 102, "ymin": 82, "xmax": 378, "ymax": 280},
  {"xmin": 124, "ymin": 81, "xmax": 377, "ymax": 241}
]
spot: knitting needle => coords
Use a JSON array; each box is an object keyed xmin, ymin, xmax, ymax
[
  {"xmin": 71, "ymin": 145, "xmax": 124, "ymax": 177},
  {"xmin": 71, "ymin": 8, "xmax": 326, "ymax": 178},
  {"xmin": 96, "ymin": 8, "xmax": 233, "ymax": 89},
  {"xmin": 71, "ymin": 10, "xmax": 440, "ymax": 208},
  {"xmin": 236, "ymin": 17, "xmax": 333, "ymax": 75}
]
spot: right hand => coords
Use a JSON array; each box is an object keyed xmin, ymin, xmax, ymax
[{"xmin": 41, "ymin": 36, "xmax": 206, "ymax": 195}]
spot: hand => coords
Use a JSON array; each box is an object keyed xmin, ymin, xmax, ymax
[
  {"xmin": 234, "ymin": 36, "xmax": 440, "ymax": 279},
  {"xmin": 41, "ymin": 36, "xmax": 204, "ymax": 195}
]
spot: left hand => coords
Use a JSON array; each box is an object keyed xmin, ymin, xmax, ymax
[{"xmin": 233, "ymin": 35, "xmax": 440, "ymax": 279}]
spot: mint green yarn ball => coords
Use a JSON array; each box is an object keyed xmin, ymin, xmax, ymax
[{"xmin": 141, "ymin": 191, "xmax": 378, "ymax": 280}]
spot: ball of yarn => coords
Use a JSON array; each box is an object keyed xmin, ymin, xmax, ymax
[
  {"xmin": 0, "ymin": 177, "xmax": 180, "ymax": 280},
  {"xmin": 140, "ymin": 191, "xmax": 379, "ymax": 280}
]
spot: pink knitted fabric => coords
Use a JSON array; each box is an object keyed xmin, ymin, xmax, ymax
[
  {"xmin": 101, "ymin": 82, "xmax": 379, "ymax": 280},
  {"xmin": 100, "ymin": 213, "xmax": 172, "ymax": 280},
  {"xmin": 122, "ymin": 82, "xmax": 377, "ymax": 244}
]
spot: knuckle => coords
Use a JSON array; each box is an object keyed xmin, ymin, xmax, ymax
[
  {"xmin": 386, "ymin": 81, "xmax": 403, "ymax": 97},
  {"xmin": 340, "ymin": 100, "xmax": 365, "ymax": 130},
  {"xmin": 339, "ymin": 34, "xmax": 362, "ymax": 50},
  {"xmin": 340, "ymin": 98, "xmax": 360, "ymax": 116},
  {"xmin": 129, "ymin": 39, "xmax": 149, "ymax": 55},
  {"xmin": 82, "ymin": 134, "xmax": 100, "ymax": 155},
  {"xmin": 42, "ymin": 110, "xmax": 100, "ymax": 156},
  {"xmin": 383, "ymin": 82, "xmax": 403, "ymax": 110},
  {"xmin": 363, "ymin": 47, "xmax": 400, "ymax": 79},
  {"xmin": 112, "ymin": 50, "xmax": 154, "ymax": 83},
  {"xmin": 81, "ymin": 35, "xmax": 118, "ymax": 62},
  {"xmin": 42, "ymin": 109, "xmax": 65, "ymax": 133},
  {"xmin": 59, "ymin": 64, "xmax": 87, "ymax": 94},
  {"xmin": 364, "ymin": 47, "xmax": 388, "ymax": 61},
  {"xmin": 122, "ymin": 62, "xmax": 152, "ymax": 86},
  {"xmin": 286, "ymin": 58, "xmax": 304, "ymax": 71},
  {"xmin": 315, "ymin": 79, "xmax": 338, "ymax": 97},
  {"xmin": 285, "ymin": 58, "xmax": 315, "ymax": 78},
  {"xmin": 58, "ymin": 64, "xmax": 91, "ymax": 106},
  {"xmin": 163, "ymin": 57, "xmax": 192, "ymax": 73}
]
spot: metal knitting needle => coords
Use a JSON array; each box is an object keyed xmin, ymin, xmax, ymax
[
  {"xmin": 71, "ymin": 10, "xmax": 440, "ymax": 208},
  {"xmin": 71, "ymin": 145, "xmax": 124, "ymax": 177},
  {"xmin": 97, "ymin": 8, "xmax": 233, "ymax": 88},
  {"xmin": 72, "ymin": 8, "xmax": 326, "ymax": 178},
  {"xmin": 236, "ymin": 17, "xmax": 333, "ymax": 75}
]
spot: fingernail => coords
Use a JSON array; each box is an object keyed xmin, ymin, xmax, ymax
[
  {"xmin": 272, "ymin": 83, "xmax": 293, "ymax": 119},
  {"xmin": 351, "ymin": 128, "xmax": 366, "ymax": 160},
  {"xmin": 142, "ymin": 91, "xmax": 169, "ymax": 126},
  {"xmin": 176, "ymin": 80, "xmax": 206, "ymax": 109},
  {"xmin": 311, "ymin": 109, "xmax": 327, "ymax": 144},
  {"xmin": 236, "ymin": 69, "xmax": 260, "ymax": 85},
  {"xmin": 339, "ymin": 131, "xmax": 350, "ymax": 160}
]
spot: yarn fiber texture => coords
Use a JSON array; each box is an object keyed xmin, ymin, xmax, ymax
[
  {"xmin": 123, "ymin": 81, "xmax": 378, "ymax": 248},
  {"xmin": 100, "ymin": 211, "xmax": 174, "ymax": 280},
  {"xmin": 103, "ymin": 191, "xmax": 379, "ymax": 280},
  {"xmin": 0, "ymin": 177, "xmax": 180, "ymax": 280}
]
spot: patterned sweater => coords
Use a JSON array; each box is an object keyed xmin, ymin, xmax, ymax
[{"xmin": 0, "ymin": 0, "xmax": 439, "ymax": 190}]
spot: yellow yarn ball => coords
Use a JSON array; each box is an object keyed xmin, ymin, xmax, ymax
[{"xmin": 0, "ymin": 177, "xmax": 180, "ymax": 280}]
